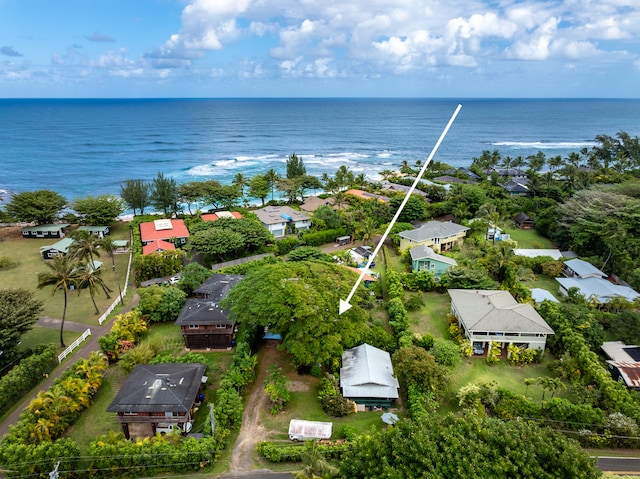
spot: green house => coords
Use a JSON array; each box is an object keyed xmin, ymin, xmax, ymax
[{"xmin": 409, "ymin": 245, "xmax": 457, "ymax": 280}]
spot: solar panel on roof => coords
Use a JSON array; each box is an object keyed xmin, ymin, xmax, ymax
[{"xmin": 154, "ymin": 219, "xmax": 173, "ymax": 231}]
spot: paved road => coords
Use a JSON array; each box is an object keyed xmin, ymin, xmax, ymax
[
  {"xmin": 216, "ymin": 471, "xmax": 291, "ymax": 479},
  {"xmin": 597, "ymin": 456, "xmax": 640, "ymax": 475},
  {"xmin": 0, "ymin": 294, "xmax": 139, "ymax": 438}
]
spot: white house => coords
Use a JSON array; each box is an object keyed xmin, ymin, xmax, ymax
[
  {"xmin": 254, "ymin": 206, "xmax": 311, "ymax": 237},
  {"xmin": 448, "ymin": 289, "xmax": 554, "ymax": 354}
]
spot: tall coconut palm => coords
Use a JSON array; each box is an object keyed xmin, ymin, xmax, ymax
[
  {"xmin": 265, "ymin": 168, "xmax": 280, "ymax": 201},
  {"xmin": 69, "ymin": 230, "xmax": 101, "ymax": 267},
  {"xmin": 38, "ymin": 255, "xmax": 81, "ymax": 347},
  {"xmin": 99, "ymin": 237, "xmax": 123, "ymax": 305},
  {"xmin": 76, "ymin": 263, "xmax": 111, "ymax": 315}
]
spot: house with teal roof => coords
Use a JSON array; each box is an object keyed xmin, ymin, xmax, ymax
[{"xmin": 409, "ymin": 245, "xmax": 457, "ymax": 280}]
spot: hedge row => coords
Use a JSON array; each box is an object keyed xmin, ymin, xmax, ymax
[
  {"xmin": 0, "ymin": 344, "xmax": 57, "ymax": 413},
  {"xmin": 300, "ymin": 228, "xmax": 346, "ymax": 247},
  {"xmin": 256, "ymin": 441, "xmax": 347, "ymax": 463}
]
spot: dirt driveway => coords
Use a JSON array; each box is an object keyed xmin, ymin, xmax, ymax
[{"xmin": 228, "ymin": 343, "xmax": 279, "ymax": 472}]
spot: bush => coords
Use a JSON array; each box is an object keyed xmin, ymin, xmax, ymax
[
  {"xmin": 275, "ymin": 237, "xmax": 300, "ymax": 255},
  {"xmin": 0, "ymin": 345, "xmax": 57, "ymax": 413},
  {"xmin": 300, "ymin": 228, "xmax": 346, "ymax": 247},
  {"xmin": 319, "ymin": 374, "xmax": 355, "ymax": 417},
  {"xmin": 264, "ymin": 365, "xmax": 291, "ymax": 415},
  {"xmin": 431, "ymin": 338, "xmax": 461, "ymax": 367}
]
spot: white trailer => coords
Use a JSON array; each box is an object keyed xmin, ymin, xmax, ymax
[{"xmin": 288, "ymin": 419, "xmax": 333, "ymax": 441}]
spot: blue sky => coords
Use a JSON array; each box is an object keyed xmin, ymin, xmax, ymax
[{"xmin": 1, "ymin": 0, "xmax": 639, "ymax": 98}]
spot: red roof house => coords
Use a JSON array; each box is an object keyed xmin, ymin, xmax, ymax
[
  {"xmin": 142, "ymin": 239, "xmax": 176, "ymax": 255},
  {"xmin": 201, "ymin": 211, "xmax": 243, "ymax": 222},
  {"xmin": 139, "ymin": 219, "xmax": 190, "ymax": 246}
]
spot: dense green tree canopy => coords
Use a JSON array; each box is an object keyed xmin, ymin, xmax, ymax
[
  {"xmin": 392, "ymin": 345, "xmax": 448, "ymax": 397},
  {"xmin": 389, "ymin": 194, "xmax": 428, "ymax": 223},
  {"xmin": 223, "ymin": 261, "xmax": 370, "ymax": 368},
  {"xmin": 553, "ymin": 188, "xmax": 640, "ymax": 279},
  {"xmin": 150, "ymin": 172, "xmax": 179, "ymax": 215},
  {"xmin": 137, "ymin": 285, "xmax": 186, "ymax": 323},
  {"xmin": 0, "ymin": 289, "xmax": 44, "ymax": 361},
  {"xmin": 4, "ymin": 190, "xmax": 67, "ymax": 224},
  {"xmin": 340, "ymin": 415, "xmax": 600, "ymax": 479},
  {"xmin": 71, "ymin": 195, "xmax": 126, "ymax": 225},
  {"xmin": 132, "ymin": 249, "xmax": 185, "ymax": 283},
  {"xmin": 176, "ymin": 262, "xmax": 213, "ymax": 296},
  {"xmin": 120, "ymin": 179, "xmax": 150, "ymax": 216},
  {"xmin": 188, "ymin": 217, "xmax": 273, "ymax": 262}
]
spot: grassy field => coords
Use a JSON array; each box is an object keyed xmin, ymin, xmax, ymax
[
  {"xmin": 1, "ymin": 222, "xmax": 133, "ymax": 355},
  {"xmin": 506, "ymin": 226, "xmax": 556, "ymax": 249},
  {"xmin": 0, "ymin": 222, "xmax": 132, "ymax": 327},
  {"xmin": 408, "ymin": 291, "xmax": 451, "ymax": 338}
]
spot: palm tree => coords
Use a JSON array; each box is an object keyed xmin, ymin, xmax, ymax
[
  {"xmin": 293, "ymin": 440, "xmax": 339, "ymax": 479},
  {"xmin": 357, "ymin": 217, "xmax": 377, "ymax": 246},
  {"xmin": 265, "ymin": 168, "xmax": 280, "ymax": 201},
  {"xmin": 99, "ymin": 238, "xmax": 123, "ymax": 305},
  {"xmin": 233, "ymin": 172, "xmax": 246, "ymax": 199},
  {"xmin": 477, "ymin": 203, "xmax": 502, "ymax": 245},
  {"xmin": 76, "ymin": 264, "xmax": 111, "ymax": 314},
  {"xmin": 69, "ymin": 230, "xmax": 101, "ymax": 267},
  {"xmin": 37, "ymin": 255, "xmax": 81, "ymax": 347},
  {"xmin": 523, "ymin": 378, "xmax": 535, "ymax": 396}
]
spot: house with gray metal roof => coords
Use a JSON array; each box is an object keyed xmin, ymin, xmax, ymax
[
  {"xmin": 107, "ymin": 363, "xmax": 206, "ymax": 439},
  {"xmin": 448, "ymin": 289, "xmax": 554, "ymax": 354},
  {"xmin": 556, "ymin": 276, "xmax": 639, "ymax": 304},
  {"xmin": 562, "ymin": 258, "xmax": 606, "ymax": 279},
  {"xmin": 255, "ymin": 206, "xmax": 310, "ymax": 237},
  {"xmin": 77, "ymin": 225, "xmax": 110, "ymax": 238},
  {"xmin": 40, "ymin": 237, "xmax": 75, "ymax": 260},
  {"xmin": 21, "ymin": 223, "xmax": 70, "ymax": 239},
  {"xmin": 409, "ymin": 245, "xmax": 457, "ymax": 280},
  {"xmin": 530, "ymin": 288, "xmax": 559, "ymax": 304},
  {"xmin": 398, "ymin": 221, "xmax": 469, "ymax": 252},
  {"xmin": 340, "ymin": 344, "xmax": 399, "ymax": 409}
]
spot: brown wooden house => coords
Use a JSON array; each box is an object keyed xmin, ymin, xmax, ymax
[
  {"xmin": 176, "ymin": 274, "xmax": 244, "ymax": 349},
  {"xmin": 107, "ymin": 363, "xmax": 206, "ymax": 439},
  {"xmin": 514, "ymin": 212, "xmax": 535, "ymax": 229}
]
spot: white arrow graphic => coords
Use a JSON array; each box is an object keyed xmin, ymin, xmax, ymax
[{"xmin": 339, "ymin": 103, "xmax": 462, "ymax": 315}]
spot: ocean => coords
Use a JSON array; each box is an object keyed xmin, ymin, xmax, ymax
[{"xmin": 1, "ymin": 98, "xmax": 639, "ymax": 201}]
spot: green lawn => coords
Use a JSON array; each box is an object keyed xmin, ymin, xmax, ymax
[
  {"xmin": 408, "ymin": 291, "xmax": 451, "ymax": 338},
  {"xmin": 0, "ymin": 222, "xmax": 132, "ymax": 327},
  {"xmin": 18, "ymin": 327, "xmax": 82, "ymax": 352},
  {"xmin": 524, "ymin": 274, "xmax": 562, "ymax": 300},
  {"xmin": 505, "ymin": 227, "xmax": 556, "ymax": 249},
  {"xmin": 442, "ymin": 353, "xmax": 564, "ymax": 414},
  {"xmin": 65, "ymin": 373, "xmax": 122, "ymax": 451}
]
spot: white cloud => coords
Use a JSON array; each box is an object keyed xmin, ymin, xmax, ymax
[{"xmin": 506, "ymin": 17, "xmax": 559, "ymax": 60}]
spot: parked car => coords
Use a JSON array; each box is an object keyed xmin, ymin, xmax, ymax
[
  {"xmin": 473, "ymin": 343, "xmax": 484, "ymax": 355},
  {"xmin": 169, "ymin": 275, "xmax": 180, "ymax": 285},
  {"xmin": 156, "ymin": 422, "xmax": 192, "ymax": 435}
]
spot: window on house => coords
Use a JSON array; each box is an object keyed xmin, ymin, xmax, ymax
[{"xmin": 188, "ymin": 324, "xmax": 199, "ymax": 329}]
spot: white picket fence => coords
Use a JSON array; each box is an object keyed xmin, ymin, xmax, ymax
[
  {"xmin": 58, "ymin": 328, "xmax": 91, "ymax": 363},
  {"xmin": 98, "ymin": 248, "xmax": 133, "ymax": 326}
]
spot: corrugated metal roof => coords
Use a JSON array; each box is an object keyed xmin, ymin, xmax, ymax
[
  {"xmin": 340, "ymin": 344, "xmax": 399, "ymax": 400},
  {"xmin": 608, "ymin": 361, "xmax": 640, "ymax": 388}
]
